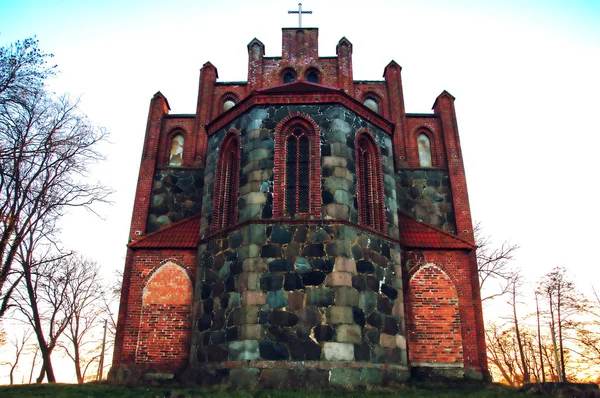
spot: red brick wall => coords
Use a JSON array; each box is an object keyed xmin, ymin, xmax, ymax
[
  {"xmin": 405, "ymin": 250, "xmax": 488, "ymax": 374},
  {"xmin": 406, "ymin": 263, "xmax": 463, "ymax": 364},
  {"xmin": 135, "ymin": 262, "xmax": 193, "ymax": 367},
  {"xmin": 113, "ymin": 249, "xmax": 196, "ymax": 371}
]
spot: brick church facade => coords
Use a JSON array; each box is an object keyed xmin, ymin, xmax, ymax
[{"xmin": 110, "ymin": 27, "xmax": 489, "ymax": 387}]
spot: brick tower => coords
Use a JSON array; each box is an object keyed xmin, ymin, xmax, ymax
[{"xmin": 110, "ymin": 27, "xmax": 489, "ymax": 387}]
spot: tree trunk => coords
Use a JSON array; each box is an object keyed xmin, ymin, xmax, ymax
[
  {"xmin": 513, "ymin": 284, "xmax": 530, "ymax": 384},
  {"xmin": 556, "ymin": 290, "xmax": 567, "ymax": 382},
  {"xmin": 535, "ymin": 293, "xmax": 545, "ymax": 383}
]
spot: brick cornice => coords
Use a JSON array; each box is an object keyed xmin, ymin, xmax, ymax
[{"xmin": 206, "ymin": 84, "xmax": 394, "ymax": 135}]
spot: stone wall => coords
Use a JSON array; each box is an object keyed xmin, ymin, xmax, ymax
[
  {"xmin": 396, "ymin": 168, "xmax": 456, "ymax": 233},
  {"xmin": 190, "ymin": 223, "xmax": 408, "ymax": 388},
  {"xmin": 147, "ymin": 167, "xmax": 204, "ymax": 233},
  {"xmin": 200, "ymin": 104, "xmax": 397, "ymax": 238}
]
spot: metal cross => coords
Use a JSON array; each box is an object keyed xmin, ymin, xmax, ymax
[{"xmin": 288, "ymin": 3, "xmax": 312, "ymax": 28}]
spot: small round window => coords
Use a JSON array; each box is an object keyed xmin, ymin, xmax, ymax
[
  {"xmin": 223, "ymin": 100, "xmax": 235, "ymax": 112},
  {"xmin": 364, "ymin": 98, "xmax": 379, "ymax": 113}
]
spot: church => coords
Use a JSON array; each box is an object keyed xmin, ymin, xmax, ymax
[{"xmin": 110, "ymin": 21, "xmax": 489, "ymax": 387}]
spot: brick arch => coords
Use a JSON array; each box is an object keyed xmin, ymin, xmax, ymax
[
  {"xmin": 136, "ymin": 262, "xmax": 193, "ymax": 368},
  {"xmin": 219, "ymin": 92, "xmax": 240, "ymax": 114},
  {"xmin": 162, "ymin": 128, "xmax": 187, "ymax": 166},
  {"xmin": 408, "ymin": 123, "xmax": 443, "ymax": 168},
  {"xmin": 355, "ymin": 129, "xmax": 386, "ymax": 233},
  {"xmin": 273, "ymin": 113, "xmax": 321, "ymax": 218},
  {"xmin": 406, "ymin": 263, "xmax": 464, "ymax": 366}
]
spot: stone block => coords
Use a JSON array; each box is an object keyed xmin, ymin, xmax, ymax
[
  {"xmin": 392, "ymin": 300, "xmax": 404, "ymax": 318},
  {"xmin": 295, "ymin": 257, "xmax": 311, "ymax": 273},
  {"xmin": 327, "ymin": 306, "xmax": 353, "ymax": 324},
  {"xmin": 322, "ymin": 156, "xmax": 347, "ymax": 168},
  {"xmin": 380, "ymin": 333, "xmax": 396, "ymax": 348},
  {"xmin": 325, "ymin": 271, "xmax": 352, "ymax": 287},
  {"xmin": 325, "ymin": 177, "xmax": 352, "ymax": 191},
  {"xmin": 306, "ymin": 288, "xmax": 333, "ymax": 307},
  {"xmin": 234, "ymin": 307, "xmax": 258, "ymax": 325},
  {"xmin": 359, "ymin": 291, "xmax": 377, "ymax": 312},
  {"xmin": 299, "ymin": 369, "xmax": 329, "ymax": 389},
  {"xmin": 333, "ymin": 166, "xmax": 353, "ymax": 180},
  {"xmin": 287, "ymin": 291, "xmax": 305, "ymax": 310},
  {"xmin": 239, "ymin": 204, "xmax": 261, "ymax": 220},
  {"xmin": 323, "ymin": 342, "xmax": 355, "ymax": 361},
  {"xmin": 266, "ymin": 291, "xmax": 288, "ymax": 309},
  {"xmin": 238, "ymin": 272, "xmax": 260, "ymax": 291},
  {"xmin": 334, "ymin": 189, "xmax": 353, "ymax": 207},
  {"xmin": 244, "ymin": 223, "xmax": 266, "ymax": 245},
  {"xmin": 330, "ymin": 368, "xmax": 361, "ymax": 388},
  {"xmin": 242, "ymin": 291, "xmax": 265, "ymax": 306},
  {"xmin": 324, "ymin": 204, "xmax": 349, "ymax": 220},
  {"xmin": 360, "ymin": 368, "xmax": 382, "ymax": 386},
  {"xmin": 259, "ymin": 368, "xmax": 297, "ymax": 389},
  {"xmin": 238, "ymin": 245, "xmax": 259, "ymax": 260},
  {"xmin": 243, "ymin": 258, "xmax": 267, "ymax": 272},
  {"xmin": 334, "ymin": 257, "xmax": 356, "ymax": 273},
  {"xmin": 228, "ymin": 340, "xmax": 260, "ymax": 361},
  {"xmin": 336, "ymin": 324, "xmax": 362, "ymax": 344},
  {"xmin": 240, "ymin": 324, "xmax": 263, "ymax": 340},
  {"xmin": 334, "ymin": 286, "xmax": 359, "ymax": 306},
  {"xmin": 309, "ymin": 228, "xmax": 330, "ymax": 244},
  {"xmin": 229, "ymin": 368, "xmax": 259, "ymax": 389},
  {"xmin": 326, "ymin": 240, "xmax": 352, "ymax": 257},
  {"xmin": 396, "ymin": 335, "xmax": 406, "ymax": 349}
]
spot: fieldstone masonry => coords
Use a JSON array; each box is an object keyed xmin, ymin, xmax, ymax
[{"xmin": 111, "ymin": 26, "xmax": 489, "ymax": 388}]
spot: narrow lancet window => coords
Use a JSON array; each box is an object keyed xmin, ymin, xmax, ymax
[
  {"xmin": 273, "ymin": 115, "xmax": 320, "ymax": 219},
  {"xmin": 356, "ymin": 132, "xmax": 386, "ymax": 232},
  {"xmin": 211, "ymin": 134, "xmax": 240, "ymax": 233},
  {"xmin": 307, "ymin": 71, "xmax": 319, "ymax": 83},
  {"xmin": 169, "ymin": 134, "xmax": 184, "ymax": 166},
  {"xmin": 418, "ymin": 133, "xmax": 433, "ymax": 167}
]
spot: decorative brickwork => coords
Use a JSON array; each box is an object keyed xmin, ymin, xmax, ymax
[
  {"xmin": 406, "ymin": 264, "xmax": 463, "ymax": 365},
  {"xmin": 112, "ymin": 26, "xmax": 489, "ymax": 386}
]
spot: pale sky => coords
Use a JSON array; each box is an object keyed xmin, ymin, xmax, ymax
[{"xmin": 1, "ymin": 0, "xmax": 599, "ymax": 383}]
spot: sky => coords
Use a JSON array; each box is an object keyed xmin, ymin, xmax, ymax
[{"xmin": 0, "ymin": 0, "xmax": 599, "ymax": 383}]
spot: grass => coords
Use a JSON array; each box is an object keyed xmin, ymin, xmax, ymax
[{"xmin": 0, "ymin": 382, "xmax": 535, "ymax": 398}]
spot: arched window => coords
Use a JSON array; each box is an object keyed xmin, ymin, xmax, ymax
[
  {"xmin": 306, "ymin": 69, "xmax": 319, "ymax": 83},
  {"xmin": 283, "ymin": 69, "xmax": 296, "ymax": 83},
  {"xmin": 364, "ymin": 98, "xmax": 379, "ymax": 114},
  {"xmin": 356, "ymin": 131, "xmax": 386, "ymax": 232},
  {"xmin": 211, "ymin": 134, "xmax": 240, "ymax": 233},
  {"xmin": 223, "ymin": 100, "xmax": 235, "ymax": 112},
  {"xmin": 417, "ymin": 133, "xmax": 433, "ymax": 167},
  {"xmin": 273, "ymin": 115, "xmax": 320, "ymax": 219},
  {"xmin": 169, "ymin": 134, "xmax": 184, "ymax": 166}
]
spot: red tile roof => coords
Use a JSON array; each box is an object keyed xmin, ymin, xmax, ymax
[
  {"xmin": 398, "ymin": 212, "xmax": 475, "ymax": 250},
  {"xmin": 129, "ymin": 214, "xmax": 201, "ymax": 249}
]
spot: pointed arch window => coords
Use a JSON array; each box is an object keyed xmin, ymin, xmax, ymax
[
  {"xmin": 169, "ymin": 134, "xmax": 184, "ymax": 166},
  {"xmin": 211, "ymin": 134, "xmax": 240, "ymax": 233},
  {"xmin": 356, "ymin": 131, "xmax": 386, "ymax": 232},
  {"xmin": 417, "ymin": 133, "xmax": 433, "ymax": 167},
  {"xmin": 274, "ymin": 115, "xmax": 321, "ymax": 219}
]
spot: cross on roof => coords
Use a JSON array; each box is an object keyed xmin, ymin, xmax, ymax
[{"xmin": 288, "ymin": 3, "xmax": 312, "ymax": 28}]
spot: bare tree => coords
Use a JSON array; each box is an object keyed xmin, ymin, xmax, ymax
[
  {"xmin": 0, "ymin": 37, "xmax": 110, "ymax": 320},
  {"xmin": 6, "ymin": 327, "xmax": 33, "ymax": 385},
  {"xmin": 508, "ymin": 274, "xmax": 530, "ymax": 384},
  {"xmin": 475, "ymin": 222, "xmax": 519, "ymax": 302},
  {"xmin": 537, "ymin": 267, "xmax": 587, "ymax": 382},
  {"xmin": 58, "ymin": 255, "xmax": 107, "ymax": 384}
]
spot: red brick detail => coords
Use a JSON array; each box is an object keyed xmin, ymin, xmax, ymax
[
  {"xmin": 384, "ymin": 61, "xmax": 408, "ymax": 168},
  {"xmin": 160, "ymin": 128, "xmax": 187, "ymax": 167},
  {"xmin": 406, "ymin": 118, "xmax": 446, "ymax": 168},
  {"xmin": 129, "ymin": 213, "xmax": 201, "ymax": 249},
  {"xmin": 273, "ymin": 113, "xmax": 321, "ymax": 219},
  {"xmin": 128, "ymin": 92, "xmax": 170, "ymax": 240},
  {"xmin": 211, "ymin": 132, "xmax": 241, "ymax": 233},
  {"xmin": 433, "ymin": 91, "xmax": 475, "ymax": 244},
  {"xmin": 112, "ymin": 250, "xmax": 196, "ymax": 372},
  {"xmin": 355, "ymin": 129, "xmax": 386, "ymax": 233},
  {"xmin": 404, "ymin": 250, "xmax": 489, "ymax": 375},
  {"xmin": 406, "ymin": 264, "xmax": 463, "ymax": 364},
  {"xmin": 207, "ymin": 83, "xmax": 394, "ymax": 136},
  {"xmin": 194, "ymin": 62, "xmax": 217, "ymax": 165},
  {"xmin": 135, "ymin": 262, "xmax": 192, "ymax": 366},
  {"xmin": 398, "ymin": 212, "xmax": 474, "ymax": 250}
]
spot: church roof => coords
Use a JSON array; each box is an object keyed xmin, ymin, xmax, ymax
[
  {"xmin": 129, "ymin": 214, "xmax": 201, "ymax": 249},
  {"xmin": 398, "ymin": 211, "xmax": 475, "ymax": 250}
]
